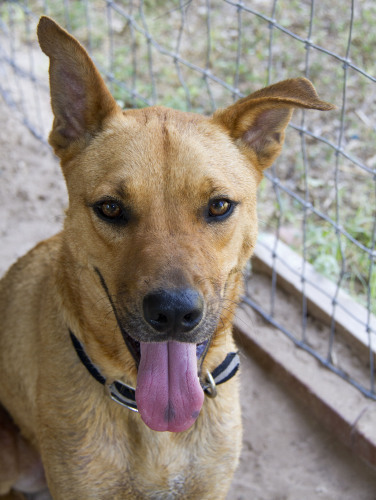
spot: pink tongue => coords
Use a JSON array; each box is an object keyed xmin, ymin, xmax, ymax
[{"xmin": 136, "ymin": 341, "xmax": 204, "ymax": 432}]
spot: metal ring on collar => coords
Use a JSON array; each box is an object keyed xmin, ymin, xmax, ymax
[{"xmin": 204, "ymin": 369, "xmax": 217, "ymax": 398}]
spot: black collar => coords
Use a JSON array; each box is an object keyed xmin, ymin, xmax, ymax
[{"xmin": 69, "ymin": 330, "xmax": 240, "ymax": 412}]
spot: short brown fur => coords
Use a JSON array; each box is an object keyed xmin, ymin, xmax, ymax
[{"xmin": 0, "ymin": 17, "xmax": 334, "ymax": 499}]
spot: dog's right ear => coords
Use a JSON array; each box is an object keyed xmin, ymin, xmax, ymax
[{"xmin": 37, "ymin": 16, "xmax": 120, "ymax": 157}]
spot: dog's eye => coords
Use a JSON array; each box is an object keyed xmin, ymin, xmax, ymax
[
  {"xmin": 101, "ymin": 202, "xmax": 122, "ymax": 218},
  {"xmin": 94, "ymin": 200, "xmax": 127, "ymax": 224},
  {"xmin": 209, "ymin": 200, "xmax": 230, "ymax": 217},
  {"xmin": 208, "ymin": 199, "xmax": 233, "ymax": 219}
]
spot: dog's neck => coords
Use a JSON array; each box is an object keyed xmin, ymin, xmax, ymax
[{"xmin": 69, "ymin": 329, "xmax": 240, "ymax": 413}]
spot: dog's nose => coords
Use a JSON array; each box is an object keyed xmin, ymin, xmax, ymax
[{"xmin": 143, "ymin": 289, "xmax": 204, "ymax": 334}]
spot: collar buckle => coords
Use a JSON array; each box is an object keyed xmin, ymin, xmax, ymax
[{"xmin": 107, "ymin": 380, "xmax": 138, "ymax": 412}]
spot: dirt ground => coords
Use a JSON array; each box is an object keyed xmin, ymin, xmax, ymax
[{"xmin": 1, "ymin": 97, "xmax": 376, "ymax": 499}]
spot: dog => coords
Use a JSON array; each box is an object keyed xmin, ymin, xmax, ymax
[{"xmin": 0, "ymin": 16, "xmax": 334, "ymax": 500}]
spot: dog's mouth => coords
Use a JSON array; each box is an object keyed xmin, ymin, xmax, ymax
[
  {"xmin": 123, "ymin": 332, "xmax": 210, "ymax": 432},
  {"xmin": 121, "ymin": 328, "xmax": 210, "ymax": 433},
  {"xmin": 120, "ymin": 329, "xmax": 209, "ymax": 368},
  {"xmin": 135, "ymin": 340, "xmax": 209, "ymax": 433},
  {"xmin": 94, "ymin": 267, "xmax": 211, "ymax": 433}
]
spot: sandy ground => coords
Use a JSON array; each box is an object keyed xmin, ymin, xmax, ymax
[{"xmin": 1, "ymin": 97, "xmax": 376, "ymax": 499}]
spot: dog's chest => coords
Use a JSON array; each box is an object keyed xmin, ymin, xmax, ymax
[
  {"xmin": 85, "ymin": 446, "xmax": 217, "ymax": 499},
  {"xmin": 138, "ymin": 473, "xmax": 188, "ymax": 500},
  {"xmin": 88, "ymin": 411, "xmax": 239, "ymax": 499},
  {"xmin": 119, "ymin": 433, "xmax": 214, "ymax": 498},
  {"xmin": 127, "ymin": 461, "xmax": 221, "ymax": 500}
]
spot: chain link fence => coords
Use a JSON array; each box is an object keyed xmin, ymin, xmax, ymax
[{"xmin": 0, "ymin": 0, "xmax": 375, "ymax": 398}]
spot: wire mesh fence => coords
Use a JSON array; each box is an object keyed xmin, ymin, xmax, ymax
[{"xmin": 0, "ymin": 0, "xmax": 375, "ymax": 398}]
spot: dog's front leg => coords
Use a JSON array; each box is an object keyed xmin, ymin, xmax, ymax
[{"xmin": 35, "ymin": 373, "xmax": 136, "ymax": 499}]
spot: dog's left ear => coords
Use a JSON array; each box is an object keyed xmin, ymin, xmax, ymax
[
  {"xmin": 37, "ymin": 16, "xmax": 120, "ymax": 157},
  {"xmin": 212, "ymin": 78, "xmax": 334, "ymax": 171}
]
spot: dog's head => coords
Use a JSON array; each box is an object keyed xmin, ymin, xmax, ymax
[{"xmin": 38, "ymin": 17, "xmax": 333, "ymax": 432}]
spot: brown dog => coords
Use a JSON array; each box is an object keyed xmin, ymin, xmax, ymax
[{"xmin": 0, "ymin": 16, "xmax": 333, "ymax": 500}]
